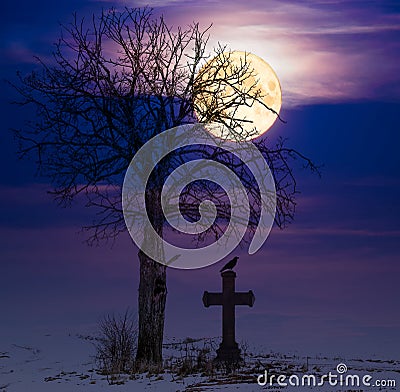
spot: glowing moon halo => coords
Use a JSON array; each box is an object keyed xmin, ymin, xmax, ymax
[{"xmin": 194, "ymin": 51, "xmax": 282, "ymax": 141}]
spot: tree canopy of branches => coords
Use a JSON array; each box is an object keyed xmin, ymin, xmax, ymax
[{"xmin": 11, "ymin": 7, "xmax": 319, "ymax": 368}]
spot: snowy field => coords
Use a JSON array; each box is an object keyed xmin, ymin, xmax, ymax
[{"xmin": 1, "ymin": 332, "xmax": 399, "ymax": 391}]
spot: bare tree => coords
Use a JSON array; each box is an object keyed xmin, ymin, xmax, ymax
[{"xmin": 11, "ymin": 7, "xmax": 319, "ymax": 368}]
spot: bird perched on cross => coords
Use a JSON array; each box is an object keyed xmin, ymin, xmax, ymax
[{"xmin": 219, "ymin": 256, "xmax": 239, "ymax": 272}]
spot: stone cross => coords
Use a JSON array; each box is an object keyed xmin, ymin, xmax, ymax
[{"xmin": 202, "ymin": 270, "xmax": 255, "ymax": 362}]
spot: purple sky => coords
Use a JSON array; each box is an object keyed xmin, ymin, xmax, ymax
[{"xmin": 1, "ymin": 1, "xmax": 400, "ymax": 359}]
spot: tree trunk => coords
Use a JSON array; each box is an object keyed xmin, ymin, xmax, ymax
[
  {"xmin": 136, "ymin": 250, "xmax": 167, "ymax": 367},
  {"xmin": 135, "ymin": 188, "xmax": 167, "ymax": 368}
]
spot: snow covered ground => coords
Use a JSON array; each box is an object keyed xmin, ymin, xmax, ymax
[{"xmin": 1, "ymin": 332, "xmax": 399, "ymax": 391}]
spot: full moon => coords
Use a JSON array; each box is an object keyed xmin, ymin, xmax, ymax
[{"xmin": 194, "ymin": 51, "xmax": 282, "ymax": 141}]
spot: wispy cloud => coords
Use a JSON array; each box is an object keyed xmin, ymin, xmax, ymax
[
  {"xmin": 3, "ymin": 42, "xmax": 43, "ymax": 64},
  {"xmin": 98, "ymin": 0, "xmax": 399, "ymax": 106},
  {"xmin": 275, "ymin": 226, "xmax": 400, "ymax": 238},
  {"xmin": 5, "ymin": 0, "xmax": 398, "ymax": 106}
]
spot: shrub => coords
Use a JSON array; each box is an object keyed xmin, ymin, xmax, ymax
[{"xmin": 94, "ymin": 310, "xmax": 137, "ymax": 377}]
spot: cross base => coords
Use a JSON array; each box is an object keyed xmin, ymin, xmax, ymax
[{"xmin": 215, "ymin": 341, "xmax": 242, "ymax": 363}]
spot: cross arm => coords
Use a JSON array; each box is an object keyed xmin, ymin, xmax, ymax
[
  {"xmin": 234, "ymin": 290, "xmax": 255, "ymax": 307},
  {"xmin": 202, "ymin": 291, "xmax": 223, "ymax": 307}
]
